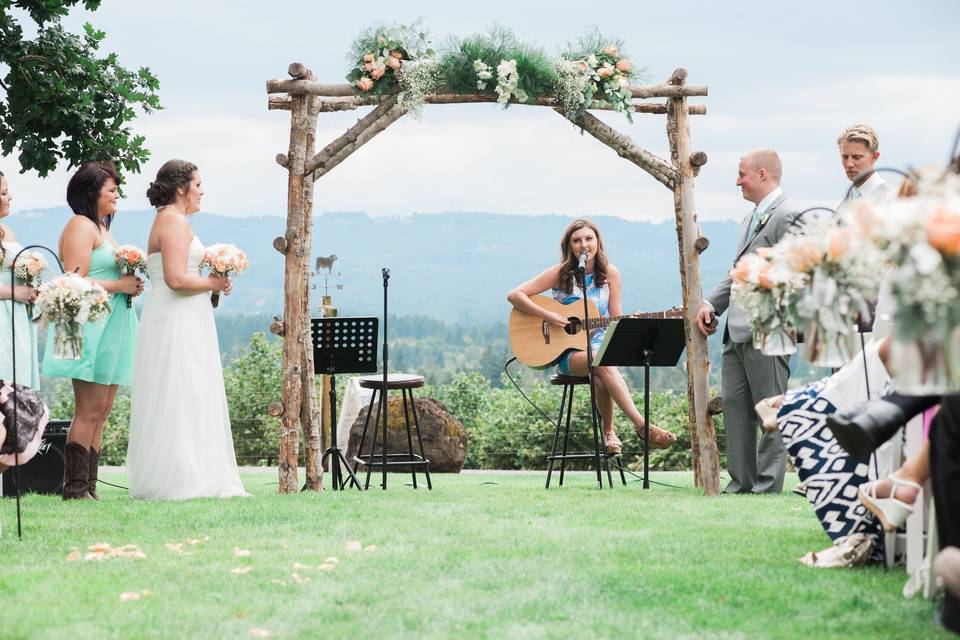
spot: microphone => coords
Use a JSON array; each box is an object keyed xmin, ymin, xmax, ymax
[{"xmin": 577, "ymin": 250, "xmax": 587, "ymax": 272}]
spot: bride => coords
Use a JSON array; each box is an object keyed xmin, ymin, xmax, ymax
[{"xmin": 127, "ymin": 159, "xmax": 247, "ymax": 499}]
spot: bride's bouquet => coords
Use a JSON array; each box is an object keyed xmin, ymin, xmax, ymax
[
  {"xmin": 200, "ymin": 244, "xmax": 249, "ymax": 308},
  {"xmin": 34, "ymin": 273, "xmax": 111, "ymax": 360},
  {"xmin": 12, "ymin": 250, "xmax": 48, "ymax": 318},
  {"xmin": 115, "ymin": 245, "xmax": 148, "ymax": 308}
]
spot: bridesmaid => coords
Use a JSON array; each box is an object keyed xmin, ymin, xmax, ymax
[
  {"xmin": 41, "ymin": 162, "xmax": 143, "ymax": 500},
  {"xmin": 0, "ymin": 170, "xmax": 41, "ymax": 389}
]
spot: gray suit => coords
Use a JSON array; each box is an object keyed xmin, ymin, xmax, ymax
[{"xmin": 707, "ymin": 192, "xmax": 799, "ymax": 494}]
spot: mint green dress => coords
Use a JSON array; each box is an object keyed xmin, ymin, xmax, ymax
[
  {"xmin": 0, "ymin": 241, "xmax": 41, "ymax": 388},
  {"xmin": 41, "ymin": 243, "xmax": 139, "ymax": 385}
]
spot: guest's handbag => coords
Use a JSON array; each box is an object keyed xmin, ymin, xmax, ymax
[{"xmin": 0, "ymin": 380, "xmax": 50, "ymax": 467}]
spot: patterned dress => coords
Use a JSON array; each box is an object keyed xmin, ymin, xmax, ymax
[
  {"xmin": 552, "ymin": 272, "xmax": 609, "ymax": 375},
  {"xmin": 41, "ymin": 242, "xmax": 139, "ymax": 385}
]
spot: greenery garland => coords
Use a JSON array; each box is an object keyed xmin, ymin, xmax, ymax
[{"xmin": 345, "ymin": 23, "xmax": 645, "ymax": 123}]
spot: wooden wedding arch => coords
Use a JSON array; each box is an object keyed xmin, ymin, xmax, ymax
[{"xmin": 265, "ymin": 62, "xmax": 722, "ymax": 495}]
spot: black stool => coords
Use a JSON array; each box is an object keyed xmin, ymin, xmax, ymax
[
  {"xmin": 352, "ymin": 373, "xmax": 432, "ymax": 490},
  {"xmin": 545, "ymin": 374, "xmax": 627, "ymax": 489}
]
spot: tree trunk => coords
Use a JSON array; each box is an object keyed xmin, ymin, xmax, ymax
[
  {"xmin": 278, "ymin": 67, "xmax": 312, "ymax": 494},
  {"xmin": 666, "ymin": 71, "xmax": 720, "ymax": 496}
]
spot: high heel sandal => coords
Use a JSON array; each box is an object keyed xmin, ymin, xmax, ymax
[
  {"xmin": 858, "ymin": 473, "xmax": 922, "ymax": 533},
  {"xmin": 634, "ymin": 424, "xmax": 677, "ymax": 450},
  {"xmin": 604, "ymin": 432, "xmax": 623, "ymax": 456}
]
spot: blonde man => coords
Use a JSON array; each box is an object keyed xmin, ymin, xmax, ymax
[
  {"xmin": 696, "ymin": 149, "xmax": 799, "ymax": 494},
  {"xmin": 838, "ymin": 124, "xmax": 886, "ymax": 199}
]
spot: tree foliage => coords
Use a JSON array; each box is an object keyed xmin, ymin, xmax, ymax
[{"xmin": 0, "ymin": 0, "xmax": 161, "ymax": 176}]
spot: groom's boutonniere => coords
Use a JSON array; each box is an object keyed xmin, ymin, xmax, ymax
[{"xmin": 757, "ymin": 210, "xmax": 771, "ymax": 228}]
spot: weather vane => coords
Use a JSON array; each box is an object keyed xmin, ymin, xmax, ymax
[{"xmin": 312, "ymin": 253, "xmax": 342, "ymax": 315}]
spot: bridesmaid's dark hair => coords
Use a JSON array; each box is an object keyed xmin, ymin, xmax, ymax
[
  {"xmin": 66, "ymin": 162, "xmax": 120, "ymax": 230},
  {"xmin": 557, "ymin": 218, "xmax": 609, "ymax": 294},
  {"xmin": 147, "ymin": 159, "xmax": 198, "ymax": 207}
]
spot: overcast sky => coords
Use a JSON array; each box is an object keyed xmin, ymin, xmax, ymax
[{"xmin": 4, "ymin": 0, "xmax": 960, "ymax": 221}]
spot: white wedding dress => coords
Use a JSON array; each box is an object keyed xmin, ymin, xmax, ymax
[{"xmin": 127, "ymin": 237, "xmax": 248, "ymax": 499}]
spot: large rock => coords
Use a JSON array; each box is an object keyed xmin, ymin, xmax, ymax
[{"xmin": 346, "ymin": 396, "xmax": 468, "ymax": 473}]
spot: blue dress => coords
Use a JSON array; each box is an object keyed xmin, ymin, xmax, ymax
[
  {"xmin": 552, "ymin": 272, "xmax": 610, "ymax": 375},
  {"xmin": 0, "ymin": 241, "xmax": 41, "ymax": 388}
]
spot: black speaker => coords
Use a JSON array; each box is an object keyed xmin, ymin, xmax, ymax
[{"xmin": 2, "ymin": 420, "xmax": 71, "ymax": 497}]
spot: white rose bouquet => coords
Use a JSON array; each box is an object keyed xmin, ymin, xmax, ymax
[{"xmin": 34, "ymin": 273, "xmax": 111, "ymax": 359}]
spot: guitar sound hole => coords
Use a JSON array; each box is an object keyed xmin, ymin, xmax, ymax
[{"xmin": 564, "ymin": 318, "xmax": 582, "ymax": 336}]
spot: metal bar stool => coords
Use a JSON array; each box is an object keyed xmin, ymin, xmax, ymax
[
  {"xmin": 351, "ymin": 373, "xmax": 432, "ymax": 490},
  {"xmin": 545, "ymin": 374, "xmax": 627, "ymax": 489}
]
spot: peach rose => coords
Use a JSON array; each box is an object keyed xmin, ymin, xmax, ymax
[
  {"xmin": 785, "ymin": 239, "xmax": 822, "ymax": 272},
  {"xmin": 363, "ymin": 61, "xmax": 376, "ymax": 72},
  {"xmin": 927, "ymin": 206, "xmax": 960, "ymax": 255},
  {"xmin": 597, "ymin": 67, "xmax": 613, "ymax": 79},
  {"xmin": 385, "ymin": 56, "xmax": 401, "ymax": 70},
  {"xmin": 390, "ymin": 50, "xmax": 404, "ymax": 60},
  {"xmin": 615, "ymin": 59, "xmax": 631, "ymax": 72},
  {"xmin": 757, "ymin": 264, "xmax": 774, "ymax": 289},
  {"xmin": 730, "ymin": 258, "xmax": 752, "ymax": 283},
  {"xmin": 363, "ymin": 53, "xmax": 374, "ymax": 63},
  {"xmin": 617, "ymin": 76, "xmax": 630, "ymax": 89},
  {"xmin": 214, "ymin": 259, "xmax": 228, "ymax": 273},
  {"xmin": 826, "ymin": 227, "xmax": 853, "ymax": 262},
  {"xmin": 357, "ymin": 77, "xmax": 374, "ymax": 92},
  {"xmin": 756, "ymin": 247, "xmax": 772, "ymax": 258},
  {"xmin": 370, "ymin": 66, "xmax": 386, "ymax": 80},
  {"xmin": 602, "ymin": 45, "xmax": 619, "ymax": 57}
]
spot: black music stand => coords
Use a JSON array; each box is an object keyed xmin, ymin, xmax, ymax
[
  {"xmin": 311, "ymin": 316, "xmax": 379, "ymax": 491},
  {"xmin": 594, "ymin": 317, "xmax": 686, "ymax": 489}
]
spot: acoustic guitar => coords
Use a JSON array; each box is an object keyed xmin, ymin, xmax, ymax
[{"xmin": 509, "ymin": 295, "xmax": 684, "ymax": 369}]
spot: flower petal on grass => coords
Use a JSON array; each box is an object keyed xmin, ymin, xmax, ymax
[
  {"xmin": 317, "ymin": 562, "xmax": 336, "ymax": 572},
  {"xmin": 233, "ymin": 547, "xmax": 252, "ymax": 557},
  {"xmin": 231, "ymin": 566, "xmax": 252, "ymax": 575},
  {"xmin": 344, "ymin": 540, "xmax": 362, "ymax": 552},
  {"xmin": 119, "ymin": 592, "xmax": 142, "ymax": 602},
  {"xmin": 323, "ymin": 556, "xmax": 339, "ymax": 564},
  {"xmin": 65, "ymin": 549, "xmax": 81, "ymax": 562},
  {"xmin": 363, "ymin": 545, "xmax": 378, "ymax": 552},
  {"xmin": 248, "ymin": 628, "xmax": 271, "ymax": 638},
  {"xmin": 165, "ymin": 543, "xmax": 184, "ymax": 553},
  {"xmin": 292, "ymin": 562, "xmax": 310, "ymax": 570},
  {"xmin": 291, "ymin": 573, "xmax": 310, "ymax": 584}
]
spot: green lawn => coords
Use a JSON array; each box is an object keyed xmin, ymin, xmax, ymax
[{"xmin": 0, "ymin": 471, "xmax": 948, "ymax": 639}]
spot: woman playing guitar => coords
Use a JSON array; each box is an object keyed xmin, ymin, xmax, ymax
[{"xmin": 507, "ymin": 218, "xmax": 677, "ymax": 455}]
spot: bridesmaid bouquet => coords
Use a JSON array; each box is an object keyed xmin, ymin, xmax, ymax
[
  {"xmin": 200, "ymin": 243, "xmax": 249, "ymax": 308},
  {"xmin": 12, "ymin": 251, "xmax": 48, "ymax": 319},
  {"xmin": 115, "ymin": 245, "xmax": 148, "ymax": 308},
  {"xmin": 34, "ymin": 273, "xmax": 111, "ymax": 360}
]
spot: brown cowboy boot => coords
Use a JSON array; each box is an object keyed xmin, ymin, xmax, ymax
[
  {"xmin": 62, "ymin": 442, "xmax": 91, "ymax": 500},
  {"xmin": 87, "ymin": 447, "xmax": 100, "ymax": 500}
]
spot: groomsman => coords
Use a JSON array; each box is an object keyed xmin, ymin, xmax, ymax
[
  {"xmin": 696, "ymin": 150, "xmax": 799, "ymax": 494},
  {"xmin": 838, "ymin": 123, "xmax": 886, "ymax": 200}
]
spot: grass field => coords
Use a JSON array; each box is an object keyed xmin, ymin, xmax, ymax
[{"xmin": 0, "ymin": 470, "xmax": 948, "ymax": 639}]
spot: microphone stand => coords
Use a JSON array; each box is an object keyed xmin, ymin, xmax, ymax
[
  {"xmin": 578, "ymin": 255, "xmax": 607, "ymax": 489},
  {"xmin": 379, "ymin": 268, "xmax": 390, "ymax": 491}
]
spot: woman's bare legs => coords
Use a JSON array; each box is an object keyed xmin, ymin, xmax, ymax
[{"xmin": 69, "ymin": 379, "xmax": 112, "ymax": 448}]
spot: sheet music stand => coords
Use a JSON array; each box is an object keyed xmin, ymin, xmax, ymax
[
  {"xmin": 594, "ymin": 317, "xmax": 686, "ymax": 489},
  {"xmin": 311, "ymin": 316, "xmax": 379, "ymax": 491}
]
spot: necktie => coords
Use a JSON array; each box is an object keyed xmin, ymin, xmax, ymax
[{"xmin": 742, "ymin": 207, "xmax": 759, "ymax": 247}]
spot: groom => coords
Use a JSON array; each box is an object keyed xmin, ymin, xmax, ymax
[{"xmin": 696, "ymin": 149, "xmax": 800, "ymax": 494}]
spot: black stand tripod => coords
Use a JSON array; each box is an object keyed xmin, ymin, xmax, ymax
[
  {"xmin": 594, "ymin": 316, "xmax": 686, "ymax": 489},
  {"xmin": 378, "ymin": 268, "xmax": 390, "ymax": 491},
  {"xmin": 311, "ymin": 316, "xmax": 379, "ymax": 491},
  {"xmin": 577, "ymin": 263, "xmax": 613, "ymax": 490},
  {"xmin": 6, "ymin": 245, "xmax": 63, "ymax": 539}
]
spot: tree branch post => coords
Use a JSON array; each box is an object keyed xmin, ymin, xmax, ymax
[{"xmin": 666, "ymin": 70, "xmax": 720, "ymax": 496}]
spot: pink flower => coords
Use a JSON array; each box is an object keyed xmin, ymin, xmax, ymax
[
  {"xmin": 357, "ymin": 77, "xmax": 374, "ymax": 92},
  {"xmin": 385, "ymin": 57, "xmax": 401, "ymax": 70},
  {"xmin": 602, "ymin": 45, "xmax": 619, "ymax": 57},
  {"xmin": 826, "ymin": 228, "xmax": 853, "ymax": 262},
  {"xmin": 597, "ymin": 67, "xmax": 613, "ymax": 79},
  {"xmin": 389, "ymin": 50, "xmax": 404, "ymax": 60},
  {"xmin": 370, "ymin": 66, "xmax": 386, "ymax": 81},
  {"xmin": 615, "ymin": 59, "xmax": 631, "ymax": 72},
  {"xmin": 363, "ymin": 53, "xmax": 374, "ymax": 63},
  {"xmin": 928, "ymin": 206, "xmax": 960, "ymax": 255},
  {"xmin": 363, "ymin": 62, "xmax": 376, "ymax": 72}
]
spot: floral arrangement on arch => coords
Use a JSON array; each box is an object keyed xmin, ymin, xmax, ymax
[
  {"xmin": 556, "ymin": 37, "xmax": 638, "ymax": 122},
  {"xmin": 347, "ymin": 21, "xmax": 433, "ymax": 95},
  {"xmin": 846, "ymin": 167, "xmax": 960, "ymax": 391}
]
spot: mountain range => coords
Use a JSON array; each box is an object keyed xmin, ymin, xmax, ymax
[{"xmin": 8, "ymin": 209, "xmax": 742, "ymax": 323}]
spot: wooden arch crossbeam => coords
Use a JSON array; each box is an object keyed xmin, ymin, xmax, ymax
[{"xmin": 265, "ymin": 62, "xmax": 721, "ymax": 496}]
